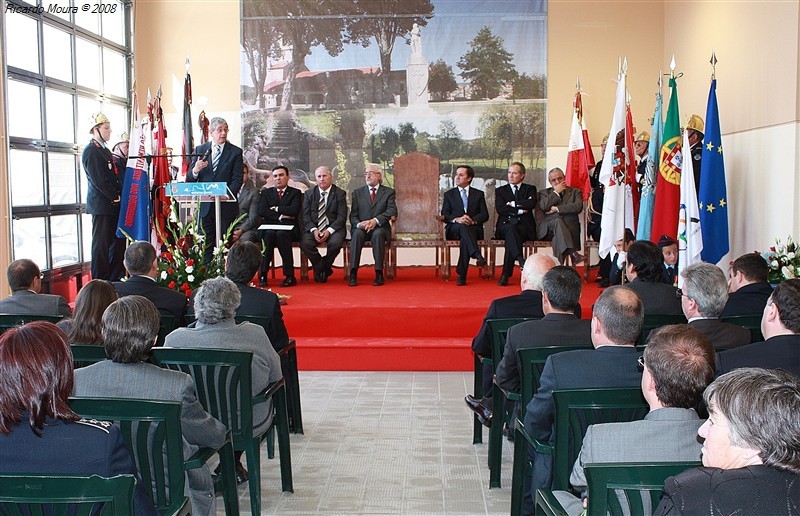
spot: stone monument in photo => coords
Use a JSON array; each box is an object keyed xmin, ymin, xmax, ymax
[{"xmin": 406, "ymin": 23, "xmax": 429, "ymax": 106}]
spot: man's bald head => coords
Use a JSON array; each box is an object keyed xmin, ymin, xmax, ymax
[{"xmin": 521, "ymin": 254, "xmax": 556, "ymax": 291}]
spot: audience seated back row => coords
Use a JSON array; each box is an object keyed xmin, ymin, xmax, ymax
[{"xmin": 0, "ymin": 259, "xmax": 71, "ymax": 317}]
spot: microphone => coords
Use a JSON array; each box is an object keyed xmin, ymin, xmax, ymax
[{"xmin": 202, "ymin": 148, "xmax": 212, "ymax": 162}]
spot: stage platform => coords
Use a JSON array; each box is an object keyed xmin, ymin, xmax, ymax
[{"xmin": 279, "ymin": 266, "xmax": 600, "ymax": 371}]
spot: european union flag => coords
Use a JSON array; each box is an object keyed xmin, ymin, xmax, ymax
[{"xmin": 699, "ymin": 79, "xmax": 729, "ymax": 264}]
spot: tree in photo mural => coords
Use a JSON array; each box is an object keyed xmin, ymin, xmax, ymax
[
  {"xmin": 457, "ymin": 26, "xmax": 518, "ymax": 100},
  {"xmin": 346, "ymin": 0, "xmax": 435, "ymax": 102},
  {"xmin": 428, "ymin": 59, "xmax": 458, "ymax": 101},
  {"xmin": 241, "ymin": 16, "xmax": 278, "ymax": 109}
]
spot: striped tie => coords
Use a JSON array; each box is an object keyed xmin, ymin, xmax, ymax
[
  {"xmin": 212, "ymin": 144, "xmax": 221, "ymax": 171},
  {"xmin": 318, "ymin": 190, "xmax": 329, "ymax": 231}
]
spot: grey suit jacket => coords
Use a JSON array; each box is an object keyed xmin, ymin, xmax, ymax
[
  {"xmin": 165, "ymin": 319, "xmax": 282, "ymax": 435},
  {"xmin": 536, "ymin": 186, "xmax": 582, "ymax": 237},
  {"xmin": 350, "ymin": 184, "xmax": 397, "ymax": 228},
  {"xmin": 73, "ymin": 360, "xmax": 225, "ymax": 516},
  {"xmin": 0, "ymin": 290, "xmax": 71, "ymax": 317}
]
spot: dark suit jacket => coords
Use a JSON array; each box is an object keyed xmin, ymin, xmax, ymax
[
  {"xmin": 350, "ymin": 184, "xmax": 397, "ymax": 228},
  {"xmin": 82, "ymin": 138, "xmax": 122, "ymax": 216},
  {"xmin": 472, "ymin": 290, "xmax": 546, "ymax": 356},
  {"xmin": 0, "ymin": 415, "xmax": 155, "ymax": 515},
  {"xmin": 113, "ymin": 276, "xmax": 188, "ymax": 327},
  {"xmin": 494, "ymin": 183, "xmax": 537, "ymax": 237},
  {"xmin": 623, "ymin": 279, "xmax": 683, "ymax": 315},
  {"xmin": 717, "ymin": 334, "xmax": 800, "ymax": 376},
  {"xmin": 0, "ymin": 290, "xmax": 72, "ymax": 317},
  {"xmin": 720, "ymin": 282, "xmax": 774, "ymax": 318},
  {"xmin": 441, "ymin": 186, "xmax": 489, "ymax": 235},
  {"xmin": 235, "ymin": 283, "xmax": 289, "ymax": 351},
  {"xmin": 258, "ymin": 185, "xmax": 302, "ymax": 236},
  {"xmin": 688, "ymin": 318, "xmax": 751, "ymax": 351},
  {"xmin": 497, "ymin": 313, "xmax": 592, "ymax": 392},
  {"xmin": 187, "ymin": 141, "xmax": 244, "ymax": 218},
  {"xmin": 302, "ymin": 185, "xmax": 348, "ymax": 234},
  {"xmin": 654, "ymin": 465, "xmax": 800, "ymax": 516},
  {"xmin": 662, "ymin": 263, "xmax": 678, "ymax": 285}
]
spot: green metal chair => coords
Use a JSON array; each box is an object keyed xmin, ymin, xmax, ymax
[
  {"xmin": 0, "ymin": 313, "xmax": 64, "ymax": 333},
  {"xmin": 720, "ymin": 314, "xmax": 764, "ymax": 342},
  {"xmin": 157, "ymin": 314, "xmax": 176, "ymax": 347},
  {"xmin": 485, "ymin": 317, "xmax": 538, "ymax": 488},
  {"xmin": 150, "ymin": 348, "xmax": 293, "ymax": 516},
  {"xmin": 511, "ymin": 388, "xmax": 649, "ymax": 516},
  {"xmin": 535, "ymin": 461, "xmax": 701, "ymax": 516},
  {"xmin": 636, "ymin": 314, "xmax": 687, "ymax": 347},
  {"xmin": 0, "ymin": 474, "xmax": 135, "ymax": 514},
  {"xmin": 184, "ymin": 313, "xmax": 304, "ymax": 434},
  {"xmin": 70, "ymin": 344, "xmax": 108, "ymax": 369},
  {"xmin": 69, "ymin": 397, "xmax": 239, "ymax": 516}
]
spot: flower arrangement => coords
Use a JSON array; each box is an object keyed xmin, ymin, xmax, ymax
[{"xmin": 762, "ymin": 236, "xmax": 799, "ymax": 284}]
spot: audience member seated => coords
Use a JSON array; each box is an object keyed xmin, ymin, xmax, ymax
[
  {"xmin": 654, "ymin": 368, "xmax": 800, "ymax": 515},
  {"xmin": 230, "ymin": 163, "xmax": 261, "ymax": 244},
  {"xmin": 720, "ymin": 252, "xmax": 774, "ymax": 318},
  {"xmin": 658, "ymin": 235, "xmax": 679, "ymax": 286},
  {"xmin": 73, "ymin": 296, "xmax": 225, "ymax": 516},
  {"xmin": 522, "ymin": 286, "xmax": 645, "ymax": 512},
  {"xmin": 465, "ymin": 255, "xmax": 556, "ymax": 422},
  {"xmin": 190, "ymin": 241, "xmax": 289, "ymax": 351},
  {"xmin": 555, "ymin": 324, "xmax": 715, "ymax": 515},
  {"xmin": 607, "ymin": 228, "xmax": 635, "ymax": 287},
  {"xmin": 258, "ymin": 165, "xmax": 302, "ymax": 287},
  {"xmin": 0, "ymin": 321, "xmax": 154, "ymax": 514},
  {"xmin": 348, "ymin": 164, "xmax": 397, "ymax": 287},
  {"xmin": 679, "ymin": 263, "xmax": 751, "ymax": 350},
  {"xmin": 494, "ymin": 162, "xmax": 537, "ymax": 286},
  {"xmin": 441, "ymin": 165, "xmax": 489, "ymax": 286},
  {"xmin": 0, "ymin": 259, "xmax": 71, "ymax": 317},
  {"xmin": 300, "ymin": 166, "xmax": 348, "ymax": 284},
  {"xmin": 113, "ymin": 241, "xmax": 188, "ymax": 327},
  {"xmin": 717, "ymin": 278, "xmax": 800, "ymax": 376},
  {"xmin": 168, "ymin": 276, "xmax": 282, "ymax": 486},
  {"xmin": 621, "ymin": 240, "xmax": 682, "ymax": 315},
  {"xmin": 535, "ymin": 167, "xmax": 584, "ymax": 265},
  {"xmin": 57, "ymin": 279, "xmax": 118, "ymax": 345}
]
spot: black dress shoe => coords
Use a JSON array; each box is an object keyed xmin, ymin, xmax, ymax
[
  {"xmin": 280, "ymin": 276, "xmax": 297, "ymax": 287},
  {"xmin": 318, "ymin": 270, "xmax": 329, "ymax": 283},
  {"xmin": 348, "ymin": 271, "xmax": 358, "ymax": 287},
  {"xmin": 570, "ymin": 251, "xmax": 585, "ymax": 265},
  {"xmin": 456, "ymin": 276, "xmax": 467, "ymax": 286},
  {"xmin": 464, "ymin": 395, "xmax": 492, "ymax": 427},
  {"xmin": 497, "ymin": 275, "xmax": 509, "ymax": 286},
  {"xmin": 259, "ymin": 278, "xmax": 268, "ymax": 287},
  {"xmin": 373, "ymin": 271, "xmax": 384, "ymax": 286},
  {"xmin": 235, "ymin": 463, "xmax": 248, "ymax": 486},
  {"xmin": 475, "ymin": 256, "xmax": 487, "ymax": 267}
]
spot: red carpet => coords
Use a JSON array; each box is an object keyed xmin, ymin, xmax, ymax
[{"xmin": 278, "ymin": 266, "xmax": 602, "ymax": 371}]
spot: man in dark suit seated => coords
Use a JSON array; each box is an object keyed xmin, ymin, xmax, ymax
[
  {"xmin": 441, "ymin": 165, "xmax": 489, "ymax": 286},
  {"xmin": 348, "ymin": 164, "xmax": 397, "ymax": 287},
  {"xmin": 494, "ymin": 162, "xmax": 537, "ymax": 286},
  {"xmin": 536, "ymin": 167, "xmax": 584, "ymax": 265},
  {"xmin": 113, "ymin": 241, "xmax": 188, "ymax": 328},
  {"xmin": 258, "ymin": 165, "xmax": 302, "ymax": 287},
  {"xmin": 622, "ymin": 240, "xmax": 682, "ymax": 315},
  {"xmin": 300, "ymin": 166, "xmax": 348, "ymax": 284},
  {"xmin": 720, "ymin": 252, "xmax": 774, "ymax": 318},
  {"xmin": 465, "ymin": 254, "xmax": 557, "ymax": 426},
  {"xmin": 0, "ymin": 259, "xmax": 71, "ymax": 317},
  {"xmin": 523, "ymin": 286, "xmax": 644, "ymax": 512},
  {"xmin": 718, "ymin": 279, "xmax": 800, "ymax": 376},
  {"xmin": 680, "ymin": 263, "xmax": 751, "ymax": 350}
]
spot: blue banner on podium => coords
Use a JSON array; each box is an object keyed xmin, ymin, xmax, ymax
[{"xmin": 167, "ymin": 182, "xmax": 227, "ymax": 196}]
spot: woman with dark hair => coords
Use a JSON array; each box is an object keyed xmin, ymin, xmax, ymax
[
  {"xmin": 58, "ymin": 279, "xmax": 118, "ymax": 344},
  {"xmin": 654, "ymin": 367, "xmax": 800, "ymax": 515},
  {"xmin": 0, "ymin": 321, "xmax": 154, "ymax": 514}
]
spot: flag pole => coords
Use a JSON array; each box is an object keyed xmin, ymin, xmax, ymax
[{"xmin": 621, "ymin": 57, "xmax": 628, "ymax": 247}]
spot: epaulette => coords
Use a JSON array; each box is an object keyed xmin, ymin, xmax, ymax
[
  {"xmin": 91, "ymin": 139, "xmax": 103, "ymax": 149},
  {"xmin": 76, "ymin": 417, "xmax": 113, "ymax": 433}
]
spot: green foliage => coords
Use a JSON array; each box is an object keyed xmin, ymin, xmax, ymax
[
  {"xmin": 512, "ymin": 73, "xmax": 547, "ymax": 100},
  {"xmin": 373, "ymin": 126, "xmax": 400, "ymax": 164},
  {"xmin": 457, "ymin": 26, "xmax": 518, "ymax": 99},
  {"xmin": 436, "ymin": 119, "xmax": 463, "ymax": 162},
  {"xmin": 398, "ymin": 123, "xmax": 417, "ymax": 153},
  {"xmin": 429, "ymin": 59, "xmax": 457, "ymax": 100}
]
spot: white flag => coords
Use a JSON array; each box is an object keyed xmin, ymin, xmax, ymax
[
  {"xmin": 598, "ymin": 68, "xmax": 628, "ymax": 259},
  {"xmin": 677, "ymin": 128, "xmax": 703, "ymax": 287}
]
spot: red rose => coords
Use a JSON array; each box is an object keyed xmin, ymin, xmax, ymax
[
  {"xmin": 186, "ymin": 259, "xmax": 194, "ymax": 266},
  {"xmin": 770, "ymin": 246, "xmax": 776, "ymax": 252},
  {"xmin": 162, "ymin": 251, "xmax": 173, "ymax": 262},
  {"xmin": 200, "ymin": 266, "xmax": 206, "ymax": 273},
  {"xmin": 181, "ymin": 282, "xmax": 190, "ymax": 291},
  {"xmin": 168, "ymin": 267, "xmax": 174, "ymax": 275},
  {"xmin": 184, "ymin": 289, "xmax": 192, "ymax": 297},
  {"xmin": 168, "ymin": 281, "xmax": 176, "ymax": 289}
]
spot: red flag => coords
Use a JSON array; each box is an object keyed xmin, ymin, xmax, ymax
[
  {"xmin": 651, "ymin": 76, "xmax": 682, "ymax": 242},
  {"xmin": 151, "ymin": 92, "xmax": 171, "ymax": 245},
  {"xmin": 565, "ymin": 92, "xmax": 591, "ymax": 201},
  {"xmin": 625, "ymin": 106, "xmax": 640, "ymax": 228},
  {"xmin": 181, "ymin": 70, "xmax": 194, "ymax": 179}
]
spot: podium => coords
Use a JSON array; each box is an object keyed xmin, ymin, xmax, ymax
[{"xmin": 166, "ymin": 182, "xmax": 236, "ymax": 249}]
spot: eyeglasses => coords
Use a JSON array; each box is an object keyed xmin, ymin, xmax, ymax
[
  {"xmin": 38, "ymin": 272, "xmax": 44, "ymax": 280},
  {"xmin": 364, "ymin": 171, "xmax": 379, "ymax": 176},
  {"xmin": 637, "ymin": 355, "xmax": 645, "ymax": 371},
  {"xmin": 675, "ymin": 288, "xmax": 688, "ymax": 300}
]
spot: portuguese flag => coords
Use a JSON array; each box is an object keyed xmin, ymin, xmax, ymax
[{"xmin": 651, "ymin": 76, "xmax": 682, "ymax": 242}]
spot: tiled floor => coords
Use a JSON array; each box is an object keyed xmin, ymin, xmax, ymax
[{"xmin": 220, "ymin": 371, "xmax": 514, "ymax": 515}]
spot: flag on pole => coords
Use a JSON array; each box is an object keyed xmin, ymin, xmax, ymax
[
  {"xmin": 598, "ymin": 64, "xmax": 628, "ymax": 259},
  {"xmin": 651, "ymin": 76, "xmax": 682, "ymax": 242},
  {"xmin": 677, "ymin": 127, "xmax": 703, "ymax": 287},
  {"xmin": 117, "ymin": 92, "xmax": 151, "ymax": 241},
  {"xmin": 637, "ymin": 84, "xmax": 664, "ymax": 241},
  {"xmin": 151, "ymin": 90, "xmax": 171, "ymax": 245},
  {"xmin": 181, "ymin": 63, "xmax": 194, "ymax": 180},
  {"xmin": 699, "ymin": 79, "xmax": 730, "ymax": 265},
  {"xmin": 565, "ymin": 91, "xmax": 592, "ymax": 201},
  {"xmin": 624, "ymin": 105, "xmax": 640, "ymax": 230}
]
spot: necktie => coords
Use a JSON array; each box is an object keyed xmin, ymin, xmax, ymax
[
  {"xmin": 318, "ymin": 190, "xmax": 329, "ymax": 231},
  {"xmin": 212, "ymin": 144, "xmax": 221, "ymax": 171},
  {"xmin": 461, "ymin": 188, "xmax": 468, "ymax": 212},
  {"xmin": 512, "ymin": 184, "xmax": 519, "ymax": 200},
  {"xmin": 278, "ymin": 189, "xmax": 284, "ymax": 201},
  {"xmin": 370, "ymin": 187, "xmax": 376, "ymax": 203}
]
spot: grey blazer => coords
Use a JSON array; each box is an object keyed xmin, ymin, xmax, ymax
[
  {"xmin": 165, "ymin": 319, "xmax": 283, "ymax": 436},
  {"xmin": 73, "ymin": 360, "xmax": 226, "ymax": 516},
  {"xmin": 349, "ymin": 184, "xmax": 397, "ymax": 229},
  {"xmin": 0, "ymin": 290, "xmax": 71, "ymax": 317}
]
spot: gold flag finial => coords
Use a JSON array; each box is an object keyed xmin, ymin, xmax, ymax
[{"xmin": 710, "ymin": 50, "xmax": 717, "ymax": 80}]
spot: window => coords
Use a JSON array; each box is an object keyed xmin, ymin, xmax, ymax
[{"xmin": 3, "ymin": 0, "xmax": 130, "ymax": 275}]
